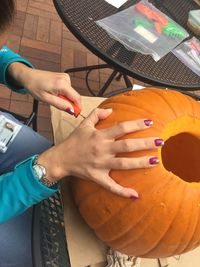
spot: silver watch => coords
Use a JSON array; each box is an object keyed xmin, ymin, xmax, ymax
[{"xmin": 32, "ymin": 156, "xmax": 57, "ymax": 187}]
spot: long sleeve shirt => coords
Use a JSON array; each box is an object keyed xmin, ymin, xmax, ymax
[{"xmin": 0, "ymin": 46, "xmax": 58, "ymax": 224}]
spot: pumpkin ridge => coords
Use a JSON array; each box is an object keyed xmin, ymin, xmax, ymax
[
  {"xmin": 99, "ymin": 94, "xmax": 173, "ymax": 125},
  {"xmin": 149, "ymin": 89, "xmax": 180, "ymax": 118},
  {"xmin": 172, "ymin": 189, "xmax": 200, "ymax": 255},
  {"xmin": 154, "ymin": 89, "xmax": 197, "ymax": 119},
  {"xmin": 190, "ymin": 99, "xmax": 200, "ymax": 118},
  {"xmin": 139, "ymin": 185, "xmax": 198, "ymax": 257},
  {"xmin": 95, "ymin": 172, "xmax": 174, "ymax": 241},
  {"xmin": 73, "ymin": 166, "xmax": 165, "ymax": 209},
  {"xmin": 78, "ymin": 167, "xmax": 170, "ymax": 232},
  {"xmin": 109, "ymin": 178, "xmax": 185, "ymax": 256},
  {"xmin": 100, "ymin": 102, "xmax": 166, "ymax": 121},
  {"xmin": 130, "ymin": 88, "xmax": 180, "ymax": 118},
  {"xmin": 179, "ymin": 91, "xmax": 199, "ymax": 117},
  {"xmin": 180, "ymin": 192, "xmax": 200, "ymax": 253}
]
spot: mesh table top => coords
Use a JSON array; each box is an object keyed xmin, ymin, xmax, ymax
[{"xmin": 53, "ymin": 0, "xmax": 200, "ymax": 90}]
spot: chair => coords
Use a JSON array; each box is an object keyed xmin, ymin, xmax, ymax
[{"xmin": 31, "ymin": 191, "xmax": 70, "ymax": 267}]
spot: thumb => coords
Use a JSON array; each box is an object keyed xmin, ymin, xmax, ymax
[{"xmin": 84, "ymin": 108, "xmax": 113, "ymax": 126}]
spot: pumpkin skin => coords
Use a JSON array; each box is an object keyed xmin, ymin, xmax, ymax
[{"xmin": 71, "ymin": 88, "xmax": 200, "ymax": 258}]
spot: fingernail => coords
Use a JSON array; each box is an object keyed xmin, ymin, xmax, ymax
[
  {"xmin": 130, "ymin": 195, "xmax": 139, "ymax": 200},
  {"xmin": 66, "ymin": 107, "xmax": 75, "ymax": 115},
  {"xmin": 144, "ymin": 119, "xmax": 153, "ymax": 126},
  {"xmin": 154, "ymin": 138, "xmax": 164, "ymax": 147},
  {"xmin": 104, "ymin": 108, "xmax": 113, "ymax": 111},
  {"xmin": 130, "ymin": 191, "xmax": 139, "ymax": 200},
  {"xmin": 149, "ymin": 157, "xmax": 159, "ymax": 165}
]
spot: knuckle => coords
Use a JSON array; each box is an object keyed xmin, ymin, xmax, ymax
[
  {"xmin": 136, "ymin": 119, "xmax": 146, "ymax": 129},
  {"xmin": 95, "ymin": 108, "xmax": 100, "ymax": 114},
  {"xmin": 118, "ymin": 159, "xmax": 128, "ymax": 169},
  {"xmin": 92, "ymin": 108, "xmax": 99, "ymax": 118},
  {"xmin": 137, "ymin": 158, "xmax": 145, "ymax": 168},
  {"xmin": 77, "ymin": 94, "xmax": 81, "ymax": 101},
  {"xmin": 121, "ymin": 140, "xmax": 131, "ymax": 152},
  {"xmin": 64, "ymin": 73, "xmax": 70, "ymax": 80},
  {"xmin": 135, "ymin": 120, "xmax": 142, "ymax": 129},
  {"xmin": 138, "ymin": 156, "xmax": 150, "ymax": 168},
  {"xmin": 137, "ymin": 139, "xmax": 152, "ymax": 150},
  {"xmin": 118, "ymin": 122, "xmax": 128, "ymax": 133},
  {"xmin": 55, "ymin": 77, "xmax": 66, "ymax": 88},
  {"xmin": 142, "ymin": 139, "xmax": 151, "ymax": 148},
  {"xmin": 109, "ymin": 183, "xmax": 123, "ymax": 196}
]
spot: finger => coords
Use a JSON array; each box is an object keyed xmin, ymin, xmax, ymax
[
  {"xmin": 53, "ymin": 73, "xmax": 82, "ymax": 108},
  {"xmin": 109, "ymin": 156, "xmax": 159, "ymax": 170},
  {"xmin": 43, "ymin": 93, "xmax": 75, "ymax": 111},
  {"xmin": 83, "ymin": 108, "xmax": 113, "ymax": 126},
  {"xmin": 101, "ymin": 119, "xmax": 153, "ymax": 140},
  {"xmin": 59, "ymin": 85, "xmax": 82, "ymax": 109},
  {"xmin": 111, "ymin": 137, "xmax": 164, "ymax": 154},
  {"xmin": 94, "ymin": 174, "xmax": 139, "ymax": 199}
]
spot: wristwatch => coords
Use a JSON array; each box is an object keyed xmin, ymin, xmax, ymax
[{"xmin": 32, "ymin": 155, "xmax": 58, "ymax": 187}]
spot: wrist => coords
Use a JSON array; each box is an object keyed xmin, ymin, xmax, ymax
[
  {"xmin": 37, "ymin": 148, "xmax": 69, "ymax": 182},
  {"xmin": 8, "ymin": 62, "xmax": 33, "ymax": 88},
  {"xmin": 32, "ymin": 155, "xmax": 58, "ymax": 187}
]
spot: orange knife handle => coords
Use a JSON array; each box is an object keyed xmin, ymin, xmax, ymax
[{"xmin": 58, "ymin": 95, "xmax": 81, "ymax": 117}]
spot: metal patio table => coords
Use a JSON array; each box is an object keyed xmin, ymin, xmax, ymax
[{"xmin": 53, "ymin": 0, "xmax": 200, "ymax": 96}]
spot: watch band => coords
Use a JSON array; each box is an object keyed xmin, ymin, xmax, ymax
[{"xmin": 32, "ymin": 155, "xmax": 58, "ymax": 188}]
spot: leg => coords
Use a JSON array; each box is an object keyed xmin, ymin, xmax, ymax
[
  {"xmin": 0, "ymin": 210, "xmax": 33, "ymax": 267},
  {"xmin": 0, "ymin": 111, "xmax": 51, "ymax": 174},
  {"xmin": 0, "ymin": 111, "xmax": 52, "ymax": 267}
]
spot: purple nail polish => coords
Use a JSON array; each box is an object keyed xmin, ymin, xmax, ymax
[
  {"xmin": 154, "ymin": 138, "xmax": 164, "ymax": 147},
  {"xmin": 130, "ymin": 195, "xmax": 139, "ymax": 200},
  {"xmin": 144, "ymin": 119, "xmax": 153, "ymax": 126},
  {"xmin": 149, "ymin": 157, "xmax": 159, "ymax": 165},
  {"xmin": 66, "ymin": 107, "xmax": 75, "ymax": 115}
]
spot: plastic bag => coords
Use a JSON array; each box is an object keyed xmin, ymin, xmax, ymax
[
  {"xmin": 173, "ymin": 37, "xmax": 200, "ymax": 77},
  {"xmin": 96, "ymin": 0, "xmax": 189, "ymax": 61}
]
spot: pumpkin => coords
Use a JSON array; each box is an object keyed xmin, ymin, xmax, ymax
[{"xmin": 71, "ymin": 88, "xmax": 200, "ymax": 258}]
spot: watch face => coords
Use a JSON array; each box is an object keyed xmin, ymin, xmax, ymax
[{"xmin": 33, "ymin": 165, "xmax": 44, "ymax": 179}]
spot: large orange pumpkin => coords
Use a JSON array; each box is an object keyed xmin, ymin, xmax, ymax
[{"xmin": 71, "ymin": 88, "xmax": 200, "ymax": 258}]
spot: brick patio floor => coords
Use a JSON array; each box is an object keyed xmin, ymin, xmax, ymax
[{"xmin": 0, "ymin": 0, "xmax": 142, "ymax": 142}]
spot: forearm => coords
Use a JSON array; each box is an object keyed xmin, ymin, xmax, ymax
[
  {"xmin": 0, "ymin": 156, "xmax": 58, "ymax": 224},
  {"xmin": 7, "ymin": 62, "xmax": 33, "ymax": 89},
  {"xmin": 0, "ymin": 46, "xmax": 33, "ymax": 93}
]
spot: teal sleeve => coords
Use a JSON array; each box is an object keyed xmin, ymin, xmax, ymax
[
  {"xmin": 0, "ymin": 155, "xmax": 58, "ymax": 224},
  {"xmin": 0, "ymin": 46, "xmax": 33, "ymax": 94}
]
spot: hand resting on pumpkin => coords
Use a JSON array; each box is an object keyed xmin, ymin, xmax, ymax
[{"xmin": 37, "ymin": 108, "xmax": 164, "ymax": 199}]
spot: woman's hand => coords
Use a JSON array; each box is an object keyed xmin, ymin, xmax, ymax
[
  {"xmin": 8, "ymin": 63, "xmax": 81, "ymax": 111},
  {"xmin": 38, "ymin": 109, "xmax": 164, "ymax": 199}
]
